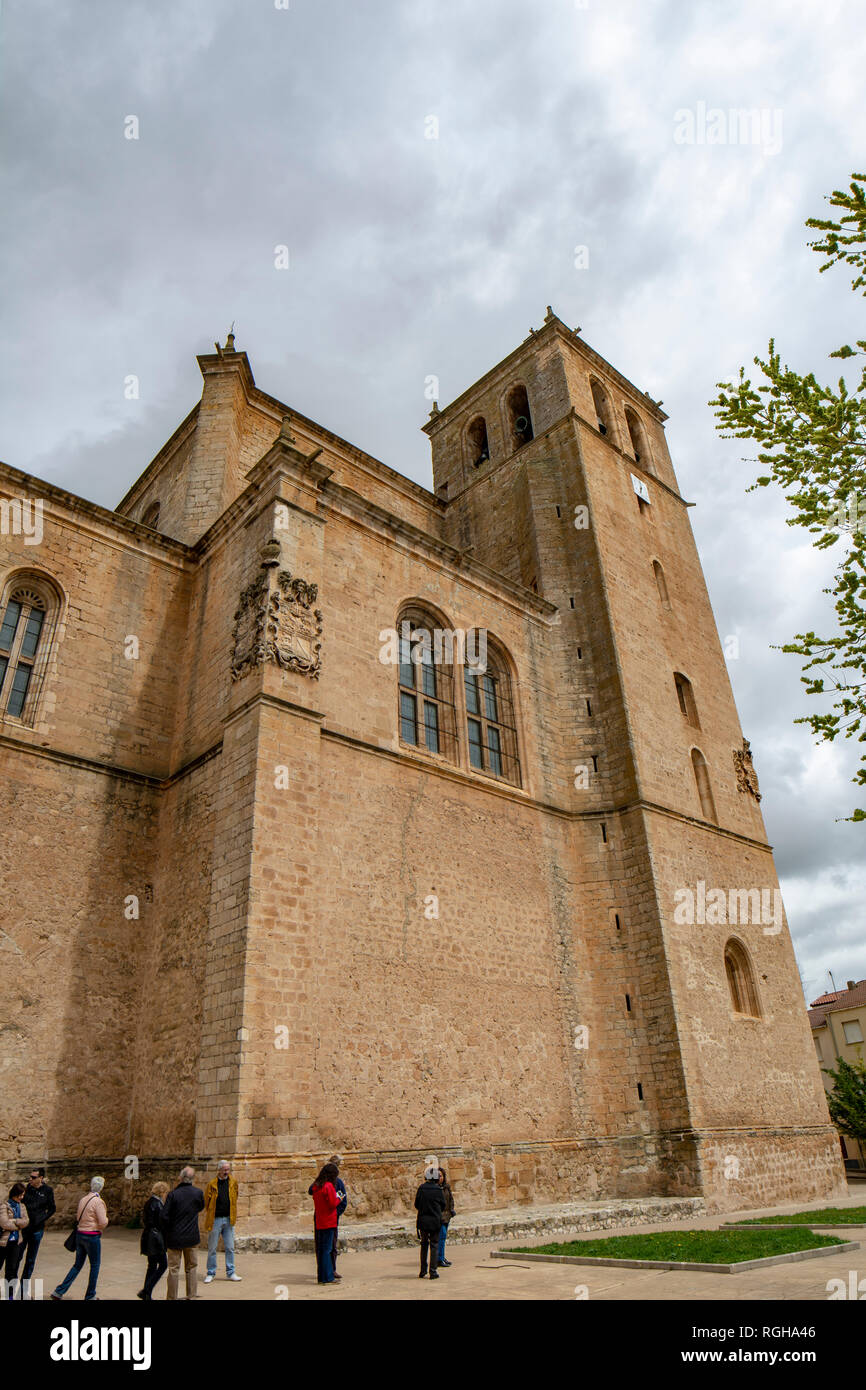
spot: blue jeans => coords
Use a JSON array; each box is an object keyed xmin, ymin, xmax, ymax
[
  {"xmin": 54, "ymin": 1233, "xmax": 101, "ymax": 1300},
  {"xmin": 206, "ymin": 1217, "xmax": 235, "ymax": 1277},
  {"xmin": 437, "ymin": 1223, "xmax": 448, "ymax": 1262},
  {"xmin": 21, "ymin": 1226, "xmax": 44, "ymax": 1280},
  {"xmin": 315, "ymin": 1228, "xmax": 336, "ymax": 1282}
]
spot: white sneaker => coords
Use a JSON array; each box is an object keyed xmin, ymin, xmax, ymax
[
  {"xmin": 203, "ymin": 1274, "xmax": 214, "ymax": 1284},
  {"xmin": 228, "ymin": 1273, "xmax": 242, "ymax": 1281}
]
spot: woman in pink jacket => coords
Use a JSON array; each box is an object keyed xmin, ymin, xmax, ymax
[{"xmin": 51, "ymin": 1176, "xmax": 109, "ymax": 1302}]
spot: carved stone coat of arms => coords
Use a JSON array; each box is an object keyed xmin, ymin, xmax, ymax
[
  {"xmin": 231, "ymin": 565, "xmax": 322, "ymax": 681},
  {"xmin": 733, "ymin": 738, "xmax": 761, "ymax": 801}
]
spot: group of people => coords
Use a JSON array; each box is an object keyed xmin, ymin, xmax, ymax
[
  {"xmin": 0, "ymin": 1168, "xmax": 55, "ymax": 1298},
  {"xmin": 2, "ymin": 1153, "xmax": 458, "ymax": 1297},
  {"xmin": 413, "ymin": 1161, "xmax": 455, "ymax": 1280},
  {"xmin": 308, "ymin": 1154, "xmax": 456, "ymax": 1285},
  {"xmin": 1, "ymin": 1161, "xmax": 241, "ymax": 1301}
]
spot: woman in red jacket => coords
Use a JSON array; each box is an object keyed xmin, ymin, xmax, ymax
[{"xmin": 310, "ymin": 1163, "xmax": 341, "ymax": 1285}]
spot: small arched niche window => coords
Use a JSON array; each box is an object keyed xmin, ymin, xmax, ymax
[
  {"xmin": 653, "ymin": 560, "xmax": 671, "ymax": 609},
  {"xmin": 397, "ymin": 607, "xmax": 457, "ymax": 761},
  {"xmin": 141, "ymin": 500, "xmax": 161, "ymax": 529},
  {"xmin": 674, "ymin": 671, "xmax": 700, "ymax": 729},
  {"xmin": 691, "ymin": 747, "xmax": 717, "ymax": 824},
  {"xmin": 504, "ymin": 384, "xmax": 533, "ymax": 451},
  {"xmin": 590, "ymin": 379, "xmax": 614, "ymax": 438},
  {"xmin": 0, "ymin": 572, "xmax": 61, "ymax": 723},
  {"xmin": 463, "ymin": 642, "xmax": 521, "ymax": 786},
  {"xmin": 724, "ymin": 939, "xmax": 761, "ymax": 1018},
  {"xmin": 466, "ymin": 416, "xmax": 490, "ymax": 469},
  {"xmin": 624, "ymin": 407, "xmax": 651, "ymax": 471}
]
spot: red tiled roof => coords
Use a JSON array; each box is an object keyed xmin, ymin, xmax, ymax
[{"xmin": 809, "ymin": 979, "xmax": 866, "ymax": 1020}]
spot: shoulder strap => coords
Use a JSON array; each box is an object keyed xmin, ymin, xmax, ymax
[{"xmin": 76, "ymin": 1194, "xmax": 99, "ymax": 1229}]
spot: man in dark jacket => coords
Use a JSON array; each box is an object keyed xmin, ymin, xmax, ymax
[
  {"xmin": 21, "ymin": 1168, "xmax": 55, "ymax": 1295},
  {"xmin": 414, "ymin": 1164, "xmax": 446, "ymax": 1279},
  {"xmin": 161, "ymin": 1167, "xmax": 205, "ymax": 1300}
]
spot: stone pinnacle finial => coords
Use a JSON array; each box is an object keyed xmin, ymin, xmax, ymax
[
  {"xmin": 279, "ymin": 413, "xmax": 296, "ymax": 444},
  {"xmin": 428, "ymin": 401, "xmax": 440, "ymax": 419},
  {"xmin": 545, "ymin": 305, "xmax": 555, "ymax": 321}
]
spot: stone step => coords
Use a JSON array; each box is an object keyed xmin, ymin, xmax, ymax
[{"xmin": 235, "ymin": 1195, "xmax": 706, "ymax": 1254}]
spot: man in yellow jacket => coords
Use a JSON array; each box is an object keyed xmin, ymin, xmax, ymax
[{"xmin": 203, "ymin": 1161, "xmax": 241, "ymax": 1284}]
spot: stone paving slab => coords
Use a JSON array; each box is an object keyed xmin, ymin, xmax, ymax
[{"xmin": 22, "ymin": 1224, "xmax": 866, "ymax": 1302}]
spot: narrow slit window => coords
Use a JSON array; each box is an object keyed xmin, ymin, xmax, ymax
[
  {"xmin": 653, "ymin": 561, "xmax": 671, "ymax": 609},
  {"xmin": 674, "ymin": 673, "xmax": 700, "ymax": 729},
  {"xmin": 691, "ymin": 748, "xmax": 717, "ymax": 823},
  {"xmin": 725, "ymin": 939, "xmax": 761, "ymax": 1018}
]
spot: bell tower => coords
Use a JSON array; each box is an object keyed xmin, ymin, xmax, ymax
[{"xmin": 423, "ymin": 309, "xmax": 845, "ymax": 1207}]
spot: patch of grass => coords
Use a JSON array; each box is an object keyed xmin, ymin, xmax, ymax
[
  {"xmin": 505, "ymin": 1228, "xmax": 846, "ymax": 1264},
  {"xmin": 730, "ymin": 1206, "xmax": 866, "ymax": 1227}
]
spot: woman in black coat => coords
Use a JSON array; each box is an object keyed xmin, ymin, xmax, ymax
[{"xmin": 138, "ymin": 1182, "xmax": 169, "ymax": 1300}]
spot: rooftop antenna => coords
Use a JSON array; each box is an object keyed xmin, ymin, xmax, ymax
[{"xmin": 828, "ymin": 969, "xmax": 838, "ymax": 994}]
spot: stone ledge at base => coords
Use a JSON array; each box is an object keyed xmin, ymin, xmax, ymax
[
  {"xmin": 491, "ymin": 1241, "xmax": 861, "ymax": 1275},
  {"xmin": 235, "ymin": 1195, "xmax": 706, "ymax": 1254}
]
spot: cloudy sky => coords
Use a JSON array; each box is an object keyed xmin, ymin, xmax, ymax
[{"xmin": 2, "ymin": 0, "xmax": 864, "ymax": 1001}]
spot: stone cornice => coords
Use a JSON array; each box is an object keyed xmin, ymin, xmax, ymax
[
  {"xmin": 318, "ymin": 475, "xmax": 559, "ymax": 620},
  {"xmin": 0, "ymin": 461, "xmax": 195, "ymax": 564},
  {"xmin": 0, "ymin": 730, "xmax": 222, "ymax": 789}
]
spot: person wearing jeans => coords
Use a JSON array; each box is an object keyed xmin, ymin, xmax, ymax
[
  {"xmin": 0, "ymin": 1184, "xmax": 29, "ymax": 1298},
  {"xmin": 21, "ymin": 1168, "xmax": 55, "ymax": 1296},
  {"xmin": 309, "ymin": 1162, "xmax": 341, "ymax": 1284},
  {"xmin": 203, "ymin": 1161, "xmax": 241, "ymax": 1283},
  {"xmin": 437, "ymin": 1167, "xmax": 455, "ymax": 1268},
  {"xmin": 51, "ymin": 1177, "xmax": 108, "ymax": 1302}
]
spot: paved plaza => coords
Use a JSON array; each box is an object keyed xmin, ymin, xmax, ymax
[{"xmin": 24, "ymin": 1187, "xmax": 865, "ymax": 1302}]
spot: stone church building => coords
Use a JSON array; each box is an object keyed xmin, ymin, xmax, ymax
[{"xmin": 0, "ymin": 311, "xmax": 845, "ymax": 1222}]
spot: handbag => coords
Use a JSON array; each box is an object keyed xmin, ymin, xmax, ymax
[{"xmin": 64, "ymin": 1194, "xmax": 98, "ymax": 1252}]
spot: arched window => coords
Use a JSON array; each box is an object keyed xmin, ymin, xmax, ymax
[
  {"xmin": 590, "ymin": 379, "xmax": 613, "ymax": 438},
  {"xmin": 141, "ymin": 500, "xmax": 161, "ymax": 529},
  {"xmin": 463, "ymin": 643, "xmax": 521, "ymax": 786},
  {"xmin": 653, "ymin": 560, "xmax": 671, "ymax": 609},
  {"xmin": 724, "ymin": 939, "xmax": 761, "ymax": 1017},
  {"xmin": 504, "ymin": 384, "xmax": 533, "ymax": 451},
  {"xmin": 674, "ymin": 671, "xmax": 700, "ymax": 728},
  {"xmin": 624, "ymin": 407, "xmax": 651, "ymax": 471},
  {"xmin": 691, "ymin": 748, "xmax": 717, "ymax": 824},
  {"xmin": 397, "ymin": 608, "xmax": 457, "ymax": 761},
  {"xmin": 466, "ymin": 416, "xmax": 490, "ymax": 469},
  {"xmin": 0, "ymin": 572, "xmax": 61, "ymax": 723}
]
